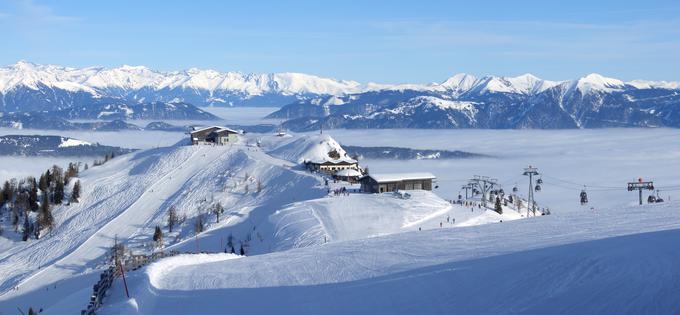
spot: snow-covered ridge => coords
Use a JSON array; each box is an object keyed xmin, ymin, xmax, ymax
[
  {"xmin": 0, "ymin": 61, "xmax": 364, "ymax": 96},
  {"xmin": 2, "ymin": 61, "xmax": 678, "ymax": 98},
  {"xmin": 58, "ymin": 137, "xmax": 92, "ymax": 148}
]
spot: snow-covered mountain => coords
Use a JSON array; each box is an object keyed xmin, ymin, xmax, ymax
[
  {"xmin": 3, "ymin": 61, "xmax": 680, "ymax": 128},
  {"xmin": 0, "ymin": 61, "xmax": 366, "ymax": 110},
  {"xmin": 0, "ymin": 135, "xmax": 134, "ymax": 156},
  {"xmin": 274, "ymin": 73, "xmax": 680, "ymax": 130}
]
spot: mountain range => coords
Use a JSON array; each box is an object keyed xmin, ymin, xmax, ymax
[
  {"xmin": 270, "ymin": 73, "xmax": 680, "ymax": 129},
  {"xmin": 2, "ymin": 61, "xmax": 680, "ymax": 129}
]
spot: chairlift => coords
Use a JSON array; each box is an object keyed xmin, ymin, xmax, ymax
[
  {"xmin": 498, "ymin": 188, "xmax": 505, "ymax": 195},
  {"xmin": 536, "ymin": 178, "xmax": 543, "ymax": 185},
  {"xmin": 534, "ymin": 184, "xmax": 541, "ymax": 192},
  {"xmin": 512, "ymin": 186, "xmax": 518, "ymax": 193}
]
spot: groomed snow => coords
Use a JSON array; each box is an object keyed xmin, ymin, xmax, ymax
[{"xmin": 99, "ymin": 201, "xmax": 680, "ymax": 315}]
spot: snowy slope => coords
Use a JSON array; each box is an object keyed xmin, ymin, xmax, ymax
[
  {"xmin": 3, "ymin": 132, "xmax": 679, "ymax": 314},
  {"xmin": 99, "ymin": 201, "xmax": 680, "ymax": 315},
  {"xmin": 266, "ymin": 133, "xmax": 353, "ymax": 163},
  {"xmin": 0, "ymin": 134, "xmax": 329, "ymax": 313},
  {"xmin": 262, "ymin": 190, "xmax": 523, "ymax": 252}
]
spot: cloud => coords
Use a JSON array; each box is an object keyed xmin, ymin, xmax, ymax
[{"xmin": 15, "ymin": 0, "xmax": 78, "ymax": 22}]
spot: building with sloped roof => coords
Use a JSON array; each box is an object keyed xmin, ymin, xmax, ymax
[
  {"xmin": 190, "ymin": 126, "xmax": 239, "ymax": 145},
  {"xmin": 360, "ymin": 172, "xmax": 436, "ymax": 193}
]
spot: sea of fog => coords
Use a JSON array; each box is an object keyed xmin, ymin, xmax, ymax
[
  {"xmin": 315, "ymin": 128, "xmax": 680, "ymax": 213},
  {"xmin": 0, "ymin": 107, "xmax": 280, "ymax": 182},
  {"xmin": 1, "ymin": 105, "xmax": 679, "ymax": 213}
]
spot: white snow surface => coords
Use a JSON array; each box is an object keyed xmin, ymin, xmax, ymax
[
  {"xmin": 266, "ymin": 133, "xmax": 354, "ymax": 164},
  {"xmin": 58, "ymin": 137, "xmax": 92, "ymax": 148},
  {"xmin": 99, "ymin": 201, "xmax": 680, "ymax": 315},
  {"xmin": 367, "ymin": 172, "xmax": 436, "ymax": 182},
  {"xmin": 2, "ymin": 131, "xmax": 680, "ymax": 314}
]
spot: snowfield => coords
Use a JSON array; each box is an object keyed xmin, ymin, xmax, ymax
[
  {"xmin": 1, "ymin": 131, "xmax": 679, "ymax": 315},
  {"xmin": 99, "ymin": 201, "xmax": 680, "ymax": 315}
]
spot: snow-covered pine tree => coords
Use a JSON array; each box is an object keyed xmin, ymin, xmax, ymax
[
  {"xmin": 167, "ymin": 206, "xmax": 178, "ymax": 233},
  {"xmin": 212, "ymin": 202, "xmax": 224, "ymax": 223},
  {"xmin": 70, "ymin": 180, "xmax": 81, "ymax": 203},
  {"xmin": 256, "ymin": 180, "xmax": 263, "ymax": 193}
]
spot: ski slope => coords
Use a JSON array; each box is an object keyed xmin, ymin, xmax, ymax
[
  {"xmin": 2, "ymin": 132, "xmax": 518, "ymax": 314},
  {"xmin": 3, "ymin": 131, "xmax": 675, "ymax": 314},
  {"xmin": 0, "ymin": 135, "xmax": 327, "ymax": 313},
  {"xmin": 99, "ymin": 201, "xmax": 680, "ymax": 315}
]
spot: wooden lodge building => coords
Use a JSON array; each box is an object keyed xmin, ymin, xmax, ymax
[
  {"xmin": 360, "ymin": 173, "xmax": 436, "ymax": 193},
  {"xmin": 190, "ymin": 126, "xmax": 239, "ymax": 145},
  {"xmin": 305, "ymin": 157, "xmax": 359, "ymax": 175}
]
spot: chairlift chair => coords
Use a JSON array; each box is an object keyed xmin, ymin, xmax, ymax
[{"xmin": 534, "ymin": 184, "xmax": 541, "ymax": 192}]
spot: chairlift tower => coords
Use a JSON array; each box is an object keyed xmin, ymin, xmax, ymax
[
  {"xmin": 523, "ymin": 166, "xmax": 539, "ymax": 217},
  {"xmin": 461, "ymin": 183, "xmax": 474, "ymax": 199},
  {"xmin": 468, "ymin": 175, "xmax": 498, "ymax": 208},
  {"xmin": 627, "ymin": 178, "xmax": 654, "ymax": 205}
]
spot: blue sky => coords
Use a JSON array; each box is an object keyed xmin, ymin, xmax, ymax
[{"xmin": 1, "ymin": 0, "xmax": 679, "ymax": 83}]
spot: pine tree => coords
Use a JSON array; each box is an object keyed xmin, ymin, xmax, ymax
[
  {"xmin": 39, "ymin": 194, "xmax": 54, "ymax": 230},
  {"xmin": 244, "ymin": 184, "xmax": 249, "ymax": 194},
  {"xmin": 0, "ymin": 184, "xmax": 4, "ymax": 209},
  {"xmin": 153, "ymin": 225, "xmax": 163, "ymax": 246},
  {"xmin": 230, "ymin": 245, "xmax": 235, "ymax": 254},
  {"xmin": 28, "ymin": 307, "xmax": 37, "ymax": 315},
  {"xmin": 38, "ymin": 173, "xmax": 48, "ymax": 193},
  {"xmin": 70, "ymin": 180, "xmax": 81, "ymax": 203},
  {"xmin": 84, "ymin": 163, "xmax": 89, "ymax": 171},
  {"xmin": 45, "ymin": 169, "xmax": 52, "ymax": 188},
  {"xmin": 22, "ymin": 215, "xmax": 30, "ymax": 242},
  {"xmin": 239, "ymin": 244, "xmax": 245, "ymax": 256},
  {"xmin": 495, "ymin": 196, "xmax": 503, "ymax": 214},
  {"xmin": 1, "ymin": 181, "xmax": 11, "ymax": 205},
  {"xmin": 212, "ymin": 202, "xmax": 224, "ymax": 223},
  {"xmin": 54, "ymin": 179, "xmax": 64, "ymax": 205},
  {"xmin": 256, "ymin": 180, "xmax": 263, "ymax": 193},
  {"xmin": 29, "ymin": 178, "xmax": 39, "ymax": 211},
  {"xmin": 167, "ymin": 206, "xmax": 178, "ymax": 233}
]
